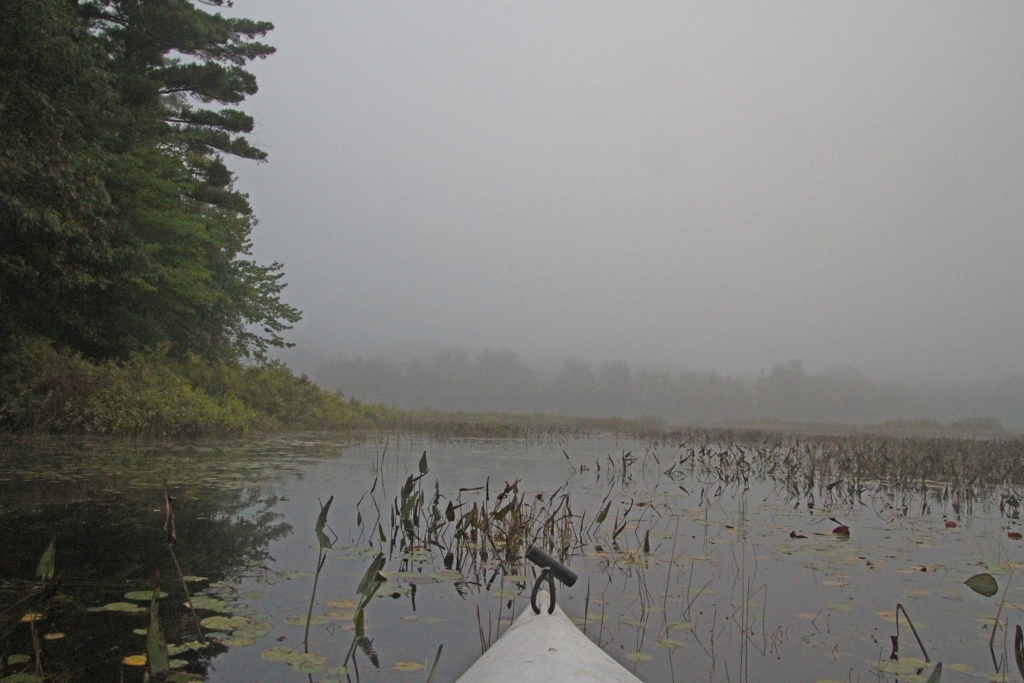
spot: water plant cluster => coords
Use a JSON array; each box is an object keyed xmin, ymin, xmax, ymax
[{"xmin": 5, "ymin": 432, "xmax": 1024, "ymax": 683}]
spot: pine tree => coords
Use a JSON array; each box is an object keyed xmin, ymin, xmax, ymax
[{"xmin": 0, "ymin": 0, "xmax": 300, "ymax": 360}]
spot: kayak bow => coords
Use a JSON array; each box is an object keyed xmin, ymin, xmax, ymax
[{"xmin": 454, "ymin": 591, "xmax": 644, "ymax": 683}]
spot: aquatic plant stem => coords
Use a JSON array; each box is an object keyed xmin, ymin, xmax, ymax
[
  {"xmin": 989, "ymin": 568, "xmax": 1014, "ymax": 660},
  {"xmin": 304, "ymin": 549, "xmax": 327, "ymax": 653},
  {"xmin": 168, "ymin": 545, "xmax": 206, "ymax": 645},
  {"xmin": 895, "ymin": 603, "xmax": 929, "ymax": 663},
  {"xmin": 425, "ymin": 644, "xmax": 443, "ymax": 683}
]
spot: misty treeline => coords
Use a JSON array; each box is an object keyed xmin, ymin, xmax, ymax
[{"xmin": 319, "ymin": 352, "xmax": 1024, "ymax": 430}]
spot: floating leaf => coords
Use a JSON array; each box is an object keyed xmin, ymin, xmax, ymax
[
  {"xmin": 42, "ymin": 633, "xmax": 64, "ymax": 640},
  {"xmin": 19, "ymin": 613, "xmax": 43, "ymax": 623},
  {"xmin": 260, "ymin": 647, "xmax": 325, "ymax": 673},
  {"xmin": 6, "ymin": 655, "xmax": 30, "ymax": 665},
  {"xmin": 625, "ymin": 652, "xmax": 652, "ymax": 661},
  {"xmin": 167, "ymin": 642, "xmax": 204, "ymax": 656},
  {"xmin": 285, "ymin": 614, "xmax": 331, "ymax": 626},
  {"xmin": 655, "ymin": 638, "xmax": 686, "ymax": 649},
  {"xmin": 965, "ymin": 573, "xmax": 999, "ymax": 597},
  {"xmin": 182, "ymin": 576, "xmax": 208, "ymax": 583},
  {"xmin": 944, "ymin": 521, "xmax": 957, "ymax": 528},
  {"xmin": 87, "ymin": 602, "xmax": 148, "ymax": 614},
  {"xmin": 125, "ymin": 591, "xmax": 168, "ymax": 601},
  {"xmin": 394, "ymin": 661, "xmax": 425, "ymax": 672},
  {"xmin": 217, "ymin": 636, "xmax": 256, "ymax": 647},
  {"xmin": 122, "ymin": 654, "xmax": 147, "ymax": 666},
  {"xmin": 183, "ymin": 596, "xmax": 228, "ymax": 612},
  {"xmin": 1009, "ymin": 532, "xmax": 1022, "ymax": 540}
]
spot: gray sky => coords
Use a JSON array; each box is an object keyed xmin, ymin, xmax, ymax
[{"xmin": 226, "ymin": 1, "xmax": 1024, "ymax": 383}]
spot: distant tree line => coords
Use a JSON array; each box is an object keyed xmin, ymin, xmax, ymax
[{"xmin": 318, "ymin": 351, "xmax": 1024, "ymax": 429}]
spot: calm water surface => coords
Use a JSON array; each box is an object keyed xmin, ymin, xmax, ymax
[{"xmin": 1, "ymin": 434, "xmax": 1022, "ymax": 683}]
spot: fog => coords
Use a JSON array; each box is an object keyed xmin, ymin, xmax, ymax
[{"xmin": 226, "ymin": 2, "xmax": 1024, "ymax": 388}]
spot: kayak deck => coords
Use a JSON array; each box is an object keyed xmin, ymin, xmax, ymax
[{"xmin": 454, "ymin": 592, "xmax": 644, "ymax": 683}]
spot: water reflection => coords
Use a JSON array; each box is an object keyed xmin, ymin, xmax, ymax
[{"xmin": 1, "ymin": 433, "xmax": 1023, "ymax": 683}]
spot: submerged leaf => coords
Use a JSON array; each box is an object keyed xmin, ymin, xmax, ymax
[{"xmin": 965, "ymin": 573, "xmax": 998, "ymax": 597}]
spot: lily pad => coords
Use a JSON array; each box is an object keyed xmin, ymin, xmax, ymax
[
  {"xmin": 184, "ymin": 596, "xmax": 229, "ymax": 611},
  {"xmin": 656, "ymin": 638, "xmax": 687, "ymax": 649},
  {"xmin": 87, "ymin": 602, "xmax": 148, "ymax": 614},
  {"xmin": 261, "ymin": 646, "xmax": 326, "ymax": 673},
  {"xmin": 200, "ymin": 615, "xmax": 252, "ymax": 631},
  {"xmin": 965, "ymin": 573, "xmax": 999, "ymax": 597},
  {"xmin": 124, "ymin": 590, "xmax": 168, "ymax": 601},
  {"xmin": 393, "ymin": 662, "xmax": 425, "ymax": 672}
]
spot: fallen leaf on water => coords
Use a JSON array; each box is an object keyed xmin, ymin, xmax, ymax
[
  {"xmin": 393, "ymin": 662, "xmax": 425, "ymax": 672},
  {"xmin": 122, "ymin": 654, "xmax": 147, "ymax": 666},
  {"xmin": 1009, "ymin": 532, "xmax": 1022, "ymax": 540},
  {"xmin": 945, "ymin": 521, "xmax": 957, "ymax": 528}
]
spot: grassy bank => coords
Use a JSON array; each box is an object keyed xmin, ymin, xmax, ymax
[{"xmin": 0, "ymin": 337, "xmax": 398, "ymax": 437}]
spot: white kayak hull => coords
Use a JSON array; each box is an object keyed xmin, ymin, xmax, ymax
[{"xmin": 454, "ymin": 592, "xmax": 644, "ymax": 683}]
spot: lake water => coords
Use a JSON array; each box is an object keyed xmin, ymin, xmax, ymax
[{"xmin": 1, "ymin": 433, "xmax": 1022, "ymax": 683}]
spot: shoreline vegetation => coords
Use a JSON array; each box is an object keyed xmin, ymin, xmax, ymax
[{"xmin": 0, "ymin": 337, "xmax": 1015, "ymax": 441}]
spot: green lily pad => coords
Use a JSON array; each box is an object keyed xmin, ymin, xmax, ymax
[
  {"xmin": 200, "ymin": 615, "xmax": 252, "ymax": 631},
  {"xmin": 87, "ymin": 602, "xmax": 148, "ymax": 614},
  {"xmin": 965, "ymin": 573, "xmax": 999, "ymax": 597},
  {"xmin": 625, "ymin": 652, "xmax": 652, "ymax": 661},
  {"xmin": 124, "ymin": 590, "xmax": 168, "ymax": 601},
  {"xmin": 6, "ymin": 655, "xmax": 30, "ymax": 665},
  {"xmin": 285, "ymin": 614, "xmax": 332, "ymax": 626},
  {"xmin": 261, "ymin": 647, "xmax": 326, "ymax": 673},
  {"xmin": 184, "ymin": 596, "xmax": 229, "ymax": 611},
  {"xmin": 167, "ymin": 642, "xmax": 204, "ymax": 656}
]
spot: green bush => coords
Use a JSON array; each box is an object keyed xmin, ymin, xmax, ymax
[{"xmin": 0, "ymin": 338, "xmax": 397, "ymax": 436}]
